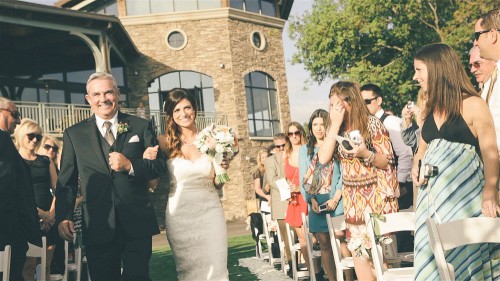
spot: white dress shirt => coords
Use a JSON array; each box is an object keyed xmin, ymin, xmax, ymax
[
  {"xmin": 95, "ymin": 112, "xmax": 118, "ymax": 140},
  {"xmin": 484, "ymin": 61, "xmax": 500, "ymax": 159},
  {"xmin": 375, "ymin": 109, "xmax": 414, "ymax": 182}
]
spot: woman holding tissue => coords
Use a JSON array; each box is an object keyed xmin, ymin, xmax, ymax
[{"xmin": 318, "ymin": 81, "xmax": 399, "ymax": 281}]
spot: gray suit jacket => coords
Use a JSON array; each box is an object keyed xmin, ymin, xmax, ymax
[{"xmin": 264, "ymin": 154, "xmax": 288, "ymax": 220}]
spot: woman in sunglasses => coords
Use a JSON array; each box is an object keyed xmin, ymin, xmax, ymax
[
  {"xmin": 282, "ymin": 121, "xmax": 313, "ymax": 272},
  {"xmin": 14, "ymin": 119, "xmax": 58, "ymax": 281},
  {"xmin": 318, "ymin": 81, "xmax": 399, "ymax": 281},
  {"xmin": 38, "ymin": 136, "xmax": 60, "ymax": 172}
]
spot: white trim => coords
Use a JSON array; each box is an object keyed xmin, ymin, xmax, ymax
[
  {"xmin": 120, "ymin": 8, "xmax": 286, "ymax": 29},
  {"xmin": 165, "ymin": 29, "xmax": 188, "ymax": 51},
  {"xmin": 249, "ymin": 30, "xmax": 266, "ymax": 51}
]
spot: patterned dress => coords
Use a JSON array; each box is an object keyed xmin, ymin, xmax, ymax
[
  {"xmin": 337, "ymin": 116, "xmax": 399, "ymax": 237},
  {"xmin": 414, "ymin": 114, "xmax": 500, "ymax": 281}
]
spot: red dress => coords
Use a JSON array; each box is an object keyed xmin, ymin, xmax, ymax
[{"xmin": 284, "ymin": 158, "xmax": 308, "ymax": 227}]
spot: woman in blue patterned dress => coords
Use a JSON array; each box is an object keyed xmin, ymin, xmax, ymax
[
  {"xmin": 412, "ymin": 43, "xmax": 499, "ymax": 280},
  {"xmin": 300, "ymin": 109, "xmax": 347, "ymax": 281}
]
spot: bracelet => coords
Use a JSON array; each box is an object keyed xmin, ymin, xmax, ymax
[
  {"xmin": 325, "ymin": 135, "xmax": 335, "ymax": 141},
  {"xmin": 364, "ymin": 151, "xmax": 375, "ymax": 166}
]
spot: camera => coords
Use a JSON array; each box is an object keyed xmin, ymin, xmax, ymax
[
  {"xmin": 318, "ymin": 203, "xmax": 328, "ymax": 212},
  {"xmin": 418, "ymin": 160, "xmax": 438, "ymax": 182},
  {"xmin": 407, "ymin": 101, "xmax": 415, "ymax": 110},
  {"xmin": 348, "ymin": 130, "xmax": 362, "ymax": 146}
]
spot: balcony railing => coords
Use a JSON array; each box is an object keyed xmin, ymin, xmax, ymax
[{"xmin": 16, "ymin": 102, "xmax": 228, "ymax": 137}]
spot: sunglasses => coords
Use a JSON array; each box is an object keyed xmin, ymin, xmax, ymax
[
  {"xmin": 0, "ymin": 108, "xmax": 21, "ymax": 120},
  {"xmin": 364, "ymin": 96, "xmax": 378, "ymax": 105},
  {"xmin": 474, "ymin": 29, "xmax": 500, "ymax": 41},
  {"xmin": 274, "ymin": 144, "xmax": 286, "ymax": 149},
  {"xmin": 27, "ymin": 133, "xmax": 43, "ymax": 142},
  {"xmin": 287, "ymin": 131, "xmax": 301, "ymax": 137},
  {"xmin": 43, "ymin": 144, "xmax": 59, "ymax": 152}
]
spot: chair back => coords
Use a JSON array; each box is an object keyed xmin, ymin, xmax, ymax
[
  {"xmin": 365, "ymin": 211, "xmax": 415, "ymax": 280},
  {"xmin": 426, "ymin": 217, "xmax": 500, "ymax": 281},
  {"xmin": 0, "ymin": 245, "xmax": 11, "ymax": 281},
  {"xmin": 27, "ymin": 236, "xmax": 47, "ymax": 281},
  {"xmin": 301, "ymin": 213, "xmax": 319, "ymax": 281},
  {"xmin": 326, "ymin": 214, "xmax": 354, "ymax": 281},
  {"xmin": 63, "ymin": 239, "xmax": 82, "ymax": 281}
]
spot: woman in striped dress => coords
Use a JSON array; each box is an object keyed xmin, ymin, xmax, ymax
[{"xmin": 412, "ymin": 43, "xmax": 499, "ymax": 280}]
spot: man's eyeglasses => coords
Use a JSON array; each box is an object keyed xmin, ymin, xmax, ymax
[
  {"xmin": 43, "ymin": 144, "xmax": 59, "ymax": 153},
  {"xmin": 0, "ymin": 108, "xmax": 21, "ymax": 120},
  {"xmin": 274, "ymin": 144, "xmax": 286, "ymax": 149},
  {"xmin": 474, "ymin": 29, "xmax": 500, "ymax": 41},
  {"xmin": 469, "ymin": 61, "xmax": 482, "ymax": 69},
  {"xmin": 27, "ymin": 133, "xmax": 43, "ymax": 142},
  {"xmin": 364, "ymin": 97, "xmax": 378, "ymax": 105},
  {"xmin": 287, "ymin": 131, "xmax": 301, "ymax": 137}
]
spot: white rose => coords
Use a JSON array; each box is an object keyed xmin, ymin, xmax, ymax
[{"xmin": 215, "ymin": 143, "xmax": 224, "ymax": 153}]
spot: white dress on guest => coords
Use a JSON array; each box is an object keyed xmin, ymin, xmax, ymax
[{"xmin": 165, "ymin": 154, "xmax": 229, "ymax": 281}]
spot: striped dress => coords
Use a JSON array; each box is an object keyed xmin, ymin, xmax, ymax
[{"xmin": 415, "ymin": 115, "xmax": 500, "ymax": 280}]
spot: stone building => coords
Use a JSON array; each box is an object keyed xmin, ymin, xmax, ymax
[{"xmin": 0, "ymin": 0, "xmax": 294, "ymax": 221}]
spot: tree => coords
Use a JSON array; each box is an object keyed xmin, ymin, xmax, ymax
[{"xmin": 289, "ymin": 0, "xmax": 498, "ymax": 112}]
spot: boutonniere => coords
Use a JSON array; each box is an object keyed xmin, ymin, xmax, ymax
[{"xmin": 117, "ymin": 122, "xmax": 130, "ymax": 135}]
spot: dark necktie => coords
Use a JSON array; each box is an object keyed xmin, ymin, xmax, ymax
[{"xmin": 103, "ymin": 121, "xmax": 115, "ymax": 146}]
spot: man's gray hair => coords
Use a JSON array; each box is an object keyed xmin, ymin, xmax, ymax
[
  {"xmin": 86, "ymin": 72, "xmax": 119, "ymax": 93},
  {"xmin": 0, "ymin": 96, "xmax": 12, "ymax": 109}
]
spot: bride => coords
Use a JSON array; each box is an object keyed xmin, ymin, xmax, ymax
[{"xmin": 147, "ymin": 88, "xmax": 230, "ymax": 280}]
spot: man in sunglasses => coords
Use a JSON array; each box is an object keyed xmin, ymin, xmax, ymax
[
  {"xmin": 263, "ymin": 133, "xmax": 293, "ymax": 274},
  {"xmin": 0, "ymin": 97, "xmax": 41, "ymax": 281},
  {"xmin": 474, "ymin": 9, "xmax": 500, "ymax": 176},
  {"xmin": 469, "ymin": 46, "xmax": 496, "ymax": 96}
]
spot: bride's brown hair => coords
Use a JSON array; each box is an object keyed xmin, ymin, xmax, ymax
[{"xmin": 162, "ymin": 88, "xmax": 197, "ymax": 158}]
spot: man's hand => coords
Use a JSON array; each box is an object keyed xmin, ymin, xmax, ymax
[
  {"xmin": 143, "ymin": 145, "xmax": 159, "ymax": 160},
  {"xmin": 58, "ymin": 220, "xmax": 75, "ymax": 241},
  {"xmin": 109, "ymin": 152, "xmax": 132, "ymax": 172}
]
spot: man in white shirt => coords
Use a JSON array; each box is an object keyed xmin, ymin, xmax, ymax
[
  {"xmin": 474, "ymin": 9, "xmax": 500, "ymax": 193},
  {"xmin": 469, "ymin": 45, "xmax": 497, "ymax": 96},
  {"xmin": 361, "ymin": 84, "xmax": 414, "ymax": 205}
]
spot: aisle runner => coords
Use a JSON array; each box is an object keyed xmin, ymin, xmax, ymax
[{"xmin": 238, "ymin": 257, "xmax": 292, "ymax": 281}]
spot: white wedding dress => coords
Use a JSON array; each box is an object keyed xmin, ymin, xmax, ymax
[{"xmin": 165, "ymin": 154, "xmax": 229, "ymax": 281}]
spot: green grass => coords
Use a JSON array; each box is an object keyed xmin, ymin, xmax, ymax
[{"xmin": 150, "ymin": 235, "xmax": 260, "ymax": 281}]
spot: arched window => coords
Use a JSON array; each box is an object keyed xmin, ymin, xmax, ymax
[
  {"xmin": 148, "ymin": 71, "xmax": 214, "ymax": 113},
  {"xmin": 245, "ymin": 71, "xmax": 279, "ymax": 137}
]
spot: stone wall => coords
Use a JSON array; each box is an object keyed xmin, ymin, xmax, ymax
[{"xmin": 122, "ymin": 11, "xmax": 291, "ymax": 221}]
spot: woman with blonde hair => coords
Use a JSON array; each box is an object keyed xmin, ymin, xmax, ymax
[
  {"xmin": 318, "ymin": 81, "xmax": 399, "ymax": 280},
  {"xmin": 37, "ymin": 135, "xmax": 60, "ymax": 170},
  {"xmin": 252, "ymin": 148, "xmax": 270, "ymax": 213},
  {"xmin": 14, "ymin": 119, "xmax": 58, "ymax": 281}
]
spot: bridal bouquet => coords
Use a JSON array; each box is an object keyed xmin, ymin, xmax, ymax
[{"xmin": 194, "ymin": 123, "xmax": 239, "ymax": 184}]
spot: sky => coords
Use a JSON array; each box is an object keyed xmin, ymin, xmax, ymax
[{"xmin": 23, "ymin": 0, "xmax": 330, "ymax": 124}]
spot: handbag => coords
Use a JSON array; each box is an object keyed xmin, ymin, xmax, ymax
[{"xmin": 302, "ymin": 153, "xmax": 334, "ymax": 195}]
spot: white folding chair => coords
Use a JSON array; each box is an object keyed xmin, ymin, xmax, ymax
[
  {"xmin": 0, "ymin": 245, "xmax": 11, "ymax": 281},
  {"xmin": 426, "ymin": 217, "xmax": 500, "ymax": 281},
  {"xmin": 301, "ymin": 213, "xmax": 322, "ymax": 281},
  {"xmin": 326, "ymin": 214, "xmax": 354, "ymax": 281},
  {"xmin": 365, "ymin": 212, "xmax": 414, "ymax": 281},
  {"xmin": 260, "ymin": 213, "xmax": 281, "ymax": 267},
  {"xmin": 285, "ymin": 222, "xmax": 309, "ymax": 280},
  {"xmin": 253, "ymin": 213, "xmax": 268, "ymax": 259},
  {"xmin": 27, "ymin": 236, "xmax": 47, "ymax": 281},
  {"xmin": 63, "ymin": 239, "xmax": 82, "ymax": 281},
  {"xmin": 275, "ymin": 223, "xmax": 288, "ymax": 274}
]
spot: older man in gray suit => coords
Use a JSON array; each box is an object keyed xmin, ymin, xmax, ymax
[{"xmin": 264, "ymin": 133, "xmax": 292, "ymax": 268}]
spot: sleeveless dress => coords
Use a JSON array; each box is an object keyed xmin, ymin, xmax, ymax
[
  {"xmin": 24, "ymin": 154, "xmax": 58, "ymax": 245},
  {"xmin": 165, "ymin": 154, "xmax": 229, "ymax": 281},
  {"xmin": 284, "ymin": 158, "xmax": 308, "ymax": 227},
  {"xmin": 414, "ymin": 113, "xmax": 499, "ymax": 280},
  {"xmin": 299, "ymin": 145, "xmax": 344, "ymax": 233}
]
